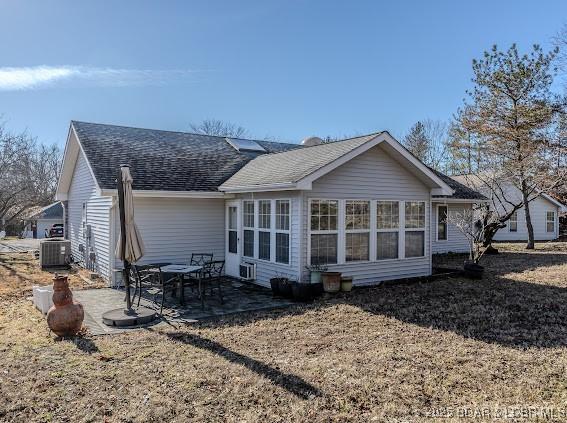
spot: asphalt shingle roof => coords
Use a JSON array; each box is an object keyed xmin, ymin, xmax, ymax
[
  {"xmin": 220, "ymin": 133, "xmax": 382, "ymax": 189},
  {"xmin": 71, "ymin": 121, "xmax": 486, "ymax": 201},
  {"xmin": 72, "ymin": 121, "xmax": 302, "ymax": 192},
  {"xmin": 431, "ymin": 170, "xmax": 487, "ymax": 200},
  {"xmin": 30, "ymin": 202, "xmax": 63, "ymax": 219}
]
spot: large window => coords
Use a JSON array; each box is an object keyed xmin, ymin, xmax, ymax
[
  {"xmin": 242, "ymin": 199, "xmax": 291, "ymax": 264},
  {"xmin": 307, "ymin": 199, "xmax": 429, "ymax": 266},
  {"xmin": 509, "ymin": 211, "xmax": 518, "ymax": 232},
  {"xmin": 405, "ymin": 201, "xmax": 425, "ymax": 258},
  {"xmin": 546, "ymin": 211, "xmax": 555, "ymax": 233},
  {"xmin": 377, "ymin": 201, "xmax": 399, "ymax": 260},
  {"xmin": 275, "ymin": 200, "xmax": 290, "ymax": 264},
  {"xmin": 437, "ymin": 205, "xmax": 448, "ymax": 241},
  {"xmin": 345, "ymin": 201, "xmax": 369, "ymax": 262},
  {"xmin": 310, "ymin": 200, "xmax": 338, "ymax": 265}
]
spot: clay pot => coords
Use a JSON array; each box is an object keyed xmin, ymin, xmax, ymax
[
  {"xmin": 322, "ymin": 272, "xmax": 341, "ymax": 293},
  {"xmin": 47, "ymin": 274, "xmax": 84, "ymax": 336}
]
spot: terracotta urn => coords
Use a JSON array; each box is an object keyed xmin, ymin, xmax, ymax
[{"xmin": 46, "ymin": 274, "xmax": 84, "ymax": 336}]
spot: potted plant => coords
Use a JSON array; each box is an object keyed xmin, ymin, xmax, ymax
[
  {"xmin": 322, "ymin": 271, "xmax": 341, "ymax": 293},
  {"xmin": 447, "ymin": 206, "xmax": 492, "ymax": 279},
  {"xmin": 269, "ymin": 277, "xmax": 282, "ymax": 296},
  {"xmin": 305, "ymin": 264, "xmax": 327, "ymax": 297},
  {"xmin": 291, "ymin": 279, "xmax": 312, "ymax": 302},
  {"xmin": 340, "ymin": 276, "xmax": 353, "ymax": 292},
  {"xmin": 277, "ymin": 276, "xmax": 293, "ymax": 298}
]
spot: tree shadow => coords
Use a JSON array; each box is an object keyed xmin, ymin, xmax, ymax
[
  {"xmin": 58, "ymin": 335, "xmax": 100, "ymax": 354},
  {"xmin": 164, "ymin": 331, "xmax": 322, "ymax": 400}
]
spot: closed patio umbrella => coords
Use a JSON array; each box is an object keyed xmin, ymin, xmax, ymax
[{"xmin": 102, "ymin": 164, "xmax": 156, "ymax": 327}]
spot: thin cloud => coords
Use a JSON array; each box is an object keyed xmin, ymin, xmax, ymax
[{"xmin": 0, "ymin": 66, "xmax": 196, "ymax": 90}]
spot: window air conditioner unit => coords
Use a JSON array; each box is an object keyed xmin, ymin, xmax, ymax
[
  {"xmin": 239, "ymin": 262, "xmax": 256, "ymax": 281},
  {"xmin": 40, "ymin": 239, "xmax": 71, "ymax": 268}
]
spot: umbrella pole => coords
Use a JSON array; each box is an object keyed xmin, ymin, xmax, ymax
[
  {"xmin": 101, "ymin": 165, "xmax": 156, "ymax": 327},
  {"xmin": 117, "ymin": 166, "xmax": 132, "ymax": 311}
]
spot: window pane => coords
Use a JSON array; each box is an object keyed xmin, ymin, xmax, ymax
[
  {"xmin": 547, "ymin": 211, "xmax": 555, "ymax": 233},
  {"xmin": 276, "ymin": 200, "xmax": 290, "ymax": 230},
  {"xmin": 377, "ymin": 232, "xmax": 398, "ymax": 260},
  {"xmin": 228, "ymin": 206, "xmax": 237, "ymax": 230},
  {"xmin": 510, "ymin": 211, "xmax": 518, "ymax": 232},
  {"xmin": 405, "ymin": 201, "xmax": 425, "ymax": 229},
  {"xmin": 377, "ymin": 201, "xmax": 399, "ymax": 229},
  {"xmin": 258, "ymin": 231, "xmax": 271, "ymax": 260},
  {"xmin": 405, "ymin": 231, "xmax": 425, "ymax": 257},
  {"xmin": 276, "ymin": 233, "xmax": 290, "ymax": 264},
  {"xmin": 310, "ymin": 200, "xmax": 338, "ymax": 231},
  {"xmin": 346, "ymin": 232, "xmax": 369, "ymax": 262},
  {"xmin": 243, "ymin": 229, "xmax": 254, "ymax": 257},
  {"xmin": 259, "ymin": 200, "xmax": 271, "ymax": 229},
  {"xmin": 228, "ymin": 230, "xmax": 237, "ymax": 254},
  {"xmin": 437, "ymin": 206, "xmax": 447, "ymax": 240},
  {"xmin": 345, "ymin": 201, "xmax": 370, "ymax": 230},
  {"xmin": 243, "ymin": 201, "xmax": 254, "ymax": 228},
  {"xmin": 310, "ymin": 234, "xmax": 337, "ymax": 265}
]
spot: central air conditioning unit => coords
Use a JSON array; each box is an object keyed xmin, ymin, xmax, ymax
[
  {"xmin": 239, "ymin": 262, "xmax": 256, "ymax": 281},
  {"xmin": 39, "ymin": 239, "xmax": 71, "ymax": 268}
]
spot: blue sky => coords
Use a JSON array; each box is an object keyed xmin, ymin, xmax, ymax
[{"xmin": 1, "ymin": 0, "xmax": 566, "ymax": 147}]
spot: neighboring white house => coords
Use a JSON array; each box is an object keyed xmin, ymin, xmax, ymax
[
  {"xmin": 24, "ymin": 202, "xmax": 64, "ymax": 239},
  {"xmin": 55, "ymin": 121, "xmax": 486, "ymax": 287},
  {"xmin": 453, "ymin": 175, "xmax": 567, "ymax": 242}
]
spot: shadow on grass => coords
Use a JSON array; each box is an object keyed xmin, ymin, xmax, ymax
[
  {"xmin": 193, "ymin": 251, "xmax": 567, "ymax": 349},
  {"xmin": 164, "ymin": 331, "xmax": 322, "ymax": 400}
]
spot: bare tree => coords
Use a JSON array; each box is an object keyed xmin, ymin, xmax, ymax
[
  {"xmin": 0, "ymin": 123, "xmax": 60, "ymax": 231},
  {"xmin": 402, "ymin": 120, "xmax": 450, "ymax": 171},
  {"xmin": 447, "ymin": 205, "xmax": 495, "ymax": 264},
  {"xmin": 458, "ymin": 44, "xmax": 565, "ymax": 249},
  {"xmin": 189, "ymin": 119, "xmax": 249, "ymax": 138}
]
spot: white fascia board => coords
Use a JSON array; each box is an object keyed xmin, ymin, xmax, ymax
[
  {"xmin": 431, "ymin": 198, "xmax": 489, "ymax": 204},
  {"xmin": 218, "ymin": 182, "xmax": 298, "ymax": 193},
  {"xmin": 296, "ymin": 132, "xmax": 454, "ymax": 195},
  {"xmin": 100, "ymin": 189, "xmax": 226, "ymax": 198},
  {"xmin": 540, "ymin": 193, "xmax": 567, "ymax": 211}
]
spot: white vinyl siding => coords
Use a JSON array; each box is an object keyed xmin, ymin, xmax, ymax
[
  {"xmin": 67, "ymin": 151, "xmax": 113, "ymax": 282},
  {"xmin": 301, "ymin": 144, "xmax": 431, "ymax": 286},
  {"xmin": 232, "ymin": 193, "xmax": 301, "ymax": 287},
  {"xmin": 113, "ymin": 197, "xmax": 225, "ymax": 283},
  {"xmin": 431, "ymin": 203, "xmax": 473, "ymax": 254}
]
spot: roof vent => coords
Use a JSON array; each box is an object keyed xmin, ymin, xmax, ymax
[
  {"xmin": 225, "ymin": 138, "xmax": 266, "ymax": 153},
  {"xmin": 301, "ymin": 136, "xmax": 323, "ymax": 147}
]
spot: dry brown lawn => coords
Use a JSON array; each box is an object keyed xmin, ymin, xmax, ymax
[{"xmin": 1, "ymin": 243, "xmax": 567, "ymax": 422}]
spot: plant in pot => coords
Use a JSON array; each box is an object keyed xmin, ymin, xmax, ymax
[
  {"xmin": 447, "ymin": 206, "xmax": 492, "ymax": 279},
  {"xmin": 291, "ymin": 278, "xmax": 313, "ymax": 302},
  {"xmin": 276, "ymin": 274, "xmax": 293, "ymax": 298},
  {"xmin": 340, "ymin": 275, "xmax": 353, "ymax": 292},
  {"xmin": 305, "ymin": 264, "xmax": 327, "ymax": 297},
  {"xmin": 322, "ymin": 271, "xmax": 341, "ymax": 293},
  {"xmin": 269, "ymin": 277, "xmax": 282, "ymax": 297}
]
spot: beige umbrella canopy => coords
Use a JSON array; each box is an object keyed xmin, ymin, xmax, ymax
[{"xmin": 115, "ymin": 166, "xmax": 145, "ymax": 263}]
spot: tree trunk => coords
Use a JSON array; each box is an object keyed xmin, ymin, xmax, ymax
[{"xmin": 521, "ymin": 180, "xmax": 535, "ymax": 249}]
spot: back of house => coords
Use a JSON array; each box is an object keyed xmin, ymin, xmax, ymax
[{"xmin": 56, "ymin": 121, "xmax": 486, "ymax": 287}]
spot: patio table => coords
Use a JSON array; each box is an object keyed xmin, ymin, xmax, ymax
[{"xmin": 148, "ymin": 264, "xmax": 204, "ymax": 308}]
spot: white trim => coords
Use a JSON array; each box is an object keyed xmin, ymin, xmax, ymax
[
  {"xmin": 220, "ymin": 133, "xmax": 454, "ymax": 195},
  {"xmin": 100, "ymin": 189, "xmax": 225, "ymax": 198},
  {"xmin": 546, "ymin": 210, "xmax": 556, "ymax": 234},
  {"xmin": 431, "ymin": 198, "xmax": 488, "ymax": 204},
  {"xmin": 436, "ymin": 204, "xmax": 448, "ymax": 242},
  {"xmin": 540, "ymin": 193, "xmax": 567, "ymax": 212},
  {"xmin": 509, "ymin": 210, "xmax": 518, "ymax": 232}
]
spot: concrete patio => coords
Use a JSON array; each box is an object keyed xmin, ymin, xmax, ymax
[{"xmin": 74, "ymin": 279, "xmax": 295, "ymax": 335}]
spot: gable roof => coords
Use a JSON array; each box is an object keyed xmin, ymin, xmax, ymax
[
  {"xmin": 56, "ymin": 121, "xmax": 487, "ymax": 201},
  {"xmin": 220, "ymin": 131, "xmax": 455, "ymax": 195},
  {"xmin": 67, "ymin": 121, "xmax": 301, "ymax": 193},
  {"xmin": 30, "ymin": 202, "xmax": 64, "ymax": 220},
  {"xmin": 430, "ymin": 170, "xmax": 488, "ymax": 201}
]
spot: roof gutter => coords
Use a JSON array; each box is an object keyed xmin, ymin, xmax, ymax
[
  {"xmin": 218, "ymin": 182, "xmax": 298, "ymax": 193},
  {"xmin": 100, "ymin": 189, "xmax": 226, "ymax": 199}
]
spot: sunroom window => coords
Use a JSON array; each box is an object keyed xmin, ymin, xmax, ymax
[
  {"xmin": 275, "ymin": 200, "xmax": 290, "ymax": 264},
  {"xmin": 243, "ymin": 201, "xmax": 255, "ymax": 257},
  {"xmin": 377, "ymin": 201, "xmax": 399, "ymax": 260},
  {"xmin": 405, "ymin": 201, "xmax": 425, "ymax": 258},
  {"xmin": 345, "ymin": 200, "xmax": 370, "ymax": 262},
  {"xmin": 310, "ymin": 200, "xmax": 338, "ymax": 265}
]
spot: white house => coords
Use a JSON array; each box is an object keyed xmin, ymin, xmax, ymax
[
  {"xmin": 55, "ymin": 121, "xmax": 486, "ymax": 287},
  {"xmin": 453, "ymin": 175, "xmax": 567, "ymax": 242},
  {"xmin": 24, "ymin": 201, "xmax": 64, "ymax": 239}
]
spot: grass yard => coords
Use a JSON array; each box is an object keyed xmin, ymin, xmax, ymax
[{"xmin": 1, "ymin": 243, "xmax": 567, "ymax": 422}]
